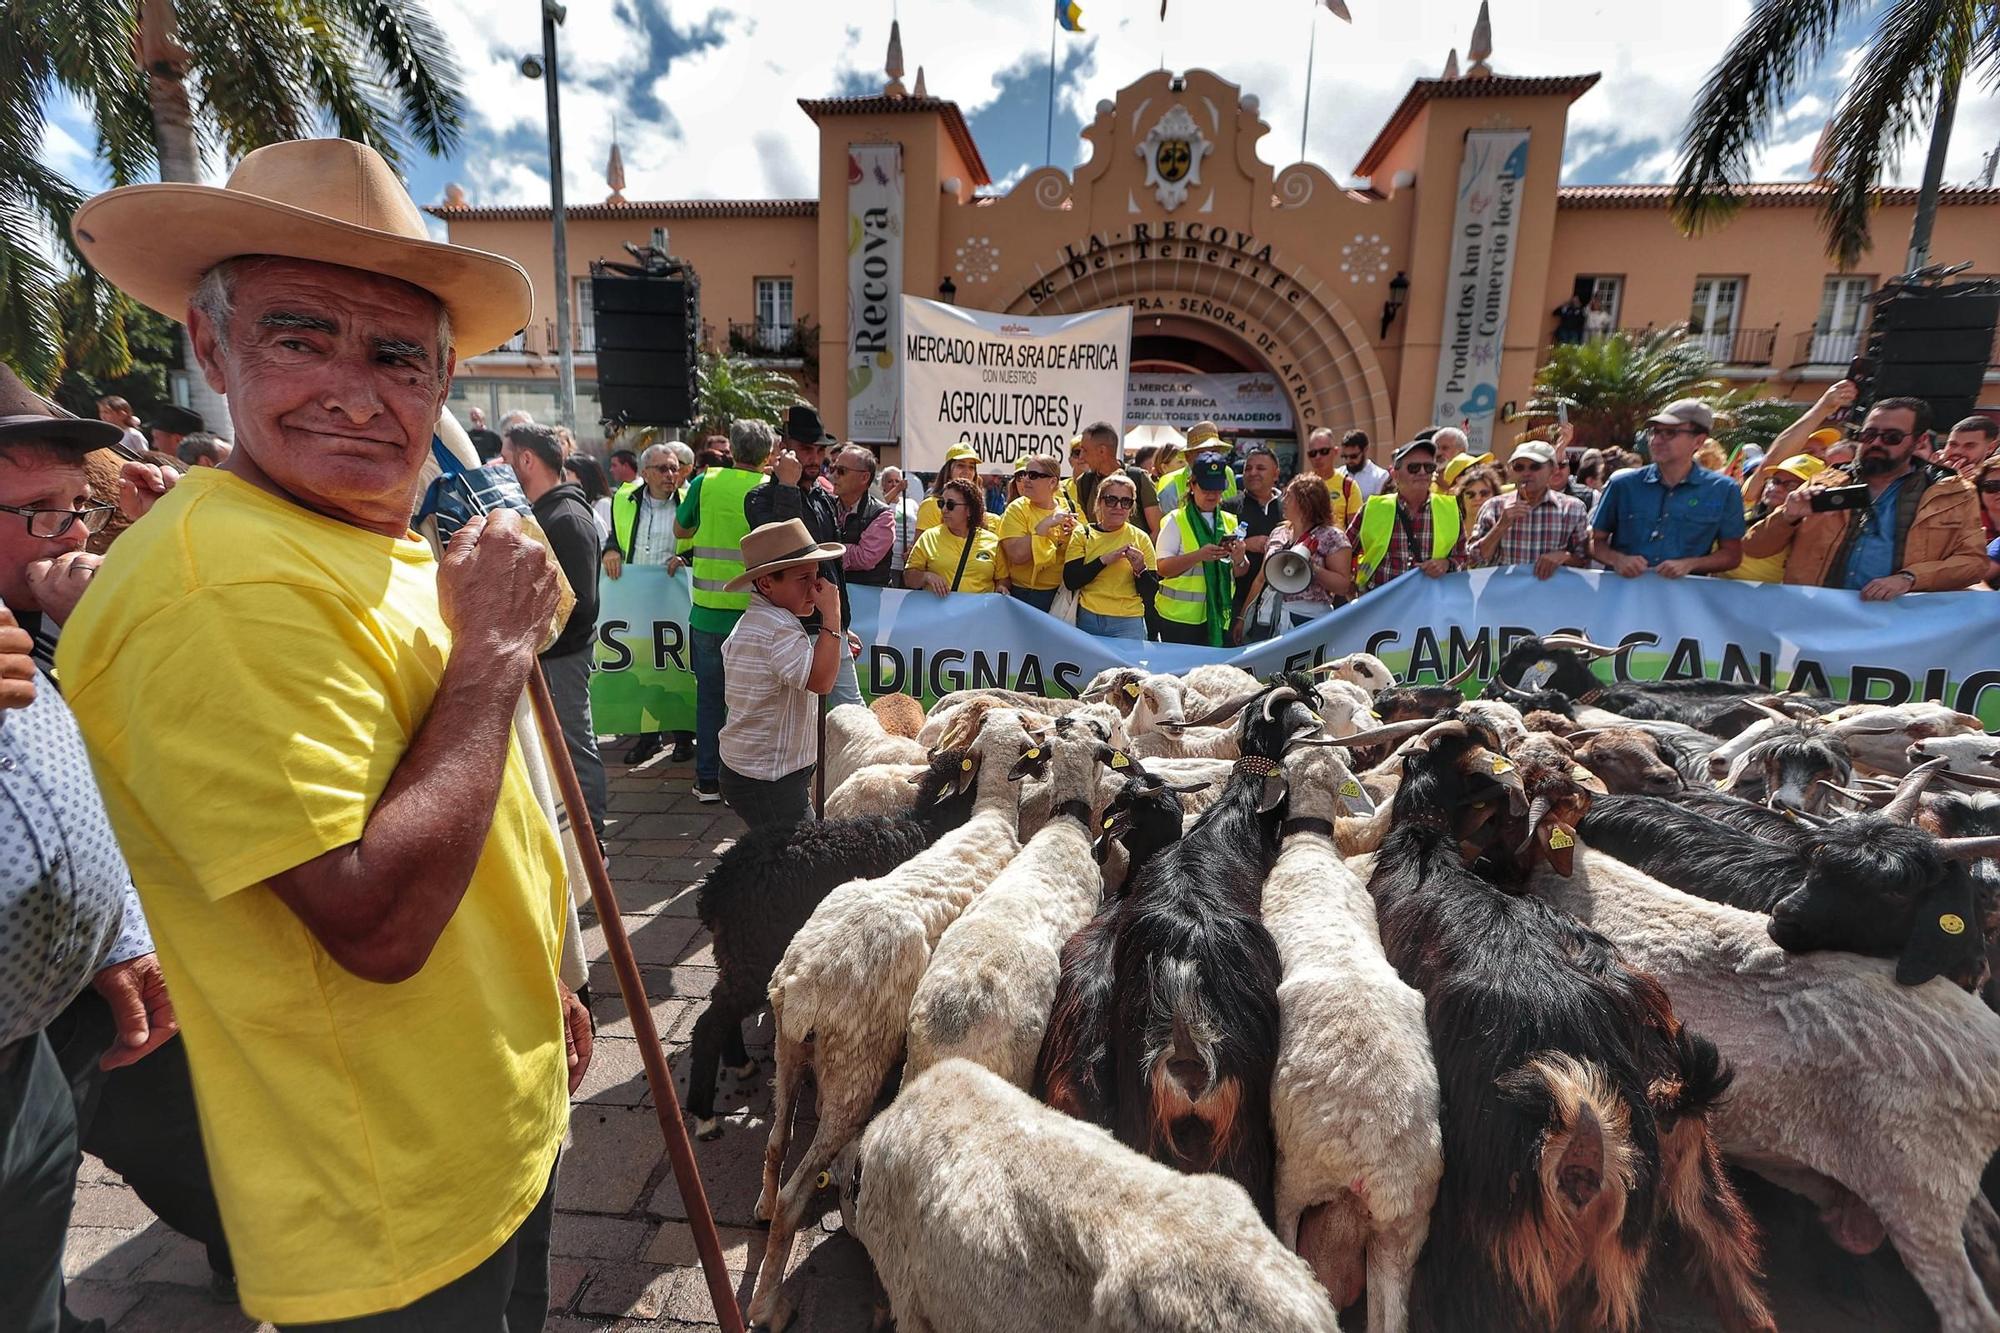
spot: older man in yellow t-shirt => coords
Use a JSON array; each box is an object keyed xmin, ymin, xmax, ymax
[{"xmin": 56, "ymin": 140, "xmax": 590, "ymax": 1330}]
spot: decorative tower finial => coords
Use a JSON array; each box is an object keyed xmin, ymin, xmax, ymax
[
  {"xmin": 884, "ymin": 19, "xmax": 907, "ymax": 98},
  {"xmin": 1466, "ymin": 0, "xmax": 1493, "ymax": 77},
  {"xmin": 1442, "ymin": 46, "xmax": 1460, "ymax": 80},
  {"xmin": 913, "ymin": 64, "xmax": 927, "ymax": 98},
  {"xmin": 605, "ymin": 120, "xmax": 627, "ymax": 206},
  {"xmin": 443, "ymin": 181, "xmax": 468, "ymax": 208}
]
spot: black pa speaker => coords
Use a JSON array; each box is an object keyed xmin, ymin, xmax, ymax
[
  {"xmin": 1863, "ymin": 281, "xmax": 1999, "ymax": 430},
  {"xmin": 592, "ymin": 270, "xmax": 701, "ymax": 427}
]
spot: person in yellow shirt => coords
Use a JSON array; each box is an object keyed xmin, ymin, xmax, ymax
[
  {"xmin": 1301, "ymin": 426, "xmax": 1363, "ymax": 529},
  {"xmin": 1062, "ymin": 472, "xmax": 1158, "ymax": 638},
  {"xmin": 1723, "ymin": 454, "xmax": 1825, "ymax": 583},
  {"xmin": 56, "ymin": 140, "xmax": 590, "ymax": 1329},
  {"xmin": 998, "ymin": 450, "xmax": 1077, "ymax": 612},
  {"xmin": 915, "ymin": 441, "xmax": 983, "ymax": 531},
  {"xmin": 904, "ymin": 477, "xmax": 1011, "ymax": 595}
]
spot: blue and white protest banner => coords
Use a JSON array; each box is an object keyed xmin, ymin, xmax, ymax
[
  {"xmin": 590, "ymin": 564, "xmax": 696, "ymax": 733},
  {"xmin": 594, "ymin": 566, "xmax": 2000, "ymax": 733}
]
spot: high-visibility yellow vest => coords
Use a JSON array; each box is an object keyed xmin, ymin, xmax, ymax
[
  {"xmin": 1156, "ymin": 504, "xmax": 1240, "ymax": 624},
  {"xmin": 611, "ymin": 480, "xmax": 690, "ymax": 561},
  {"xmin": 1353, "ymin": 492, "xmax": 1459, "ymax": 592},
  {"xmin": 689, "ymin": 467, "xmax": 761, "ymax": 612}
]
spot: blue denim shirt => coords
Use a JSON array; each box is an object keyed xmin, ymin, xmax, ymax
[
  {"xmin": 1593, "ymin": 464, "xmax": 1746, "ymax": 565},
  {"xmin": 1841, "ymin": 476, "xmax": 1906, "ymax": 590},
  {"xmin": 0, "ymin": 669, "xmax": 151, "ymax": 1048}
]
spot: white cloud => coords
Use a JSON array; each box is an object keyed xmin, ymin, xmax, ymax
[{"xmin": 421, "ymin": 0, "xmax": 1984, "ymax": 209}]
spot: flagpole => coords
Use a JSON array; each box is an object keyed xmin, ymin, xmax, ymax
[
  {"xmin": 1046, "ymin": 5, "xmax": 1058, "ymax": 165},
  {"xmin": 1299, "ymin": 0, "xmax": 1318, "ymax": 163}
]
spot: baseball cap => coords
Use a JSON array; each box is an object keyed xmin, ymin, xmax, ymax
[
  {"xmin": 1806, "ymin": 427, "xmax": 1845, "ymax": 449},
  {"xmin": 1190, "ymin": 451, "xmax": 1231, "ymax": 490},
  {"xmin": 1440, "ymin": 451, "xmax": 1493, "ymax": 486},
  {"xmin": 1646, "ymin": 399, "xmax": 1715, "ymax": 433},
  {"xmin": 1392, "ymin": 439, "xmax": 1439, "ymax": 465},
  {"xmin": 1412, "ymin": 426, "xmax": 1439, "ymax": 443},
  {"xmin": 1511, "ymin": 441, "xmax": 1557, "ymax": 466},
  {"xmin": 943, "ymin": 442, "xmax": 980, "ymax": 466},
  {"xmin": 1773, "ymin": 454, "xmax": 1828, "ymax": 483}
]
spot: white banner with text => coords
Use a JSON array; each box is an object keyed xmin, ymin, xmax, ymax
[
  {"xmin": 1124, "ymin": 371, "xmax": 1297, "ymax": 434},
  {"xmin": 1430, "ymin": 128, "xmax": 1530, "ymax": 455},
  {"xmin": 846, "ymin": 143, "xmax": 905, "ymax": 443}
]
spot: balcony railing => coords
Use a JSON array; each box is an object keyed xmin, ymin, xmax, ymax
[
  {"xmin": 1791, "ymin": 329, "xmax": 1864, "ymax": 367},
  {"xmin": 728, "ymin": 319, "xmax": 810, "ymax": 360},
  {"xmin": 1687, "ymin": 327, "xmax": 1776, "ymax": 365}
]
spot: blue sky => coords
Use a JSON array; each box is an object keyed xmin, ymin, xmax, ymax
[{"xmin": 34, "ymin": 0, "xmax": 1997, "ymax": 229}]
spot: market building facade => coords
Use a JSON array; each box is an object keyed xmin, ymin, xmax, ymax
[{"xmin": 429, "ymin": 27, "xmax": 2000, "ymax": 466}]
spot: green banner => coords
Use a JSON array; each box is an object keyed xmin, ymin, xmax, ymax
[{"xmin": 591, "ymin": 564, "xmax": 696, "ymax": 734}]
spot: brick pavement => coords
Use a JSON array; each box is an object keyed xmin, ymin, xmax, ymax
[{"xmin": 61, "ymin": 755, "xmax": 1938, "ymax": 1332}]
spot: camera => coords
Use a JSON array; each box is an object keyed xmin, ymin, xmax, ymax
[{"xmin": 1809, "ymin": 484, "xmax": 1872, "ymax": 513}]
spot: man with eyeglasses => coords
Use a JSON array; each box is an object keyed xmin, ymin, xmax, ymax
[
  {"xmin": 1300, "ymin": 427, "xmax": 1361, "ymax": 531},
  {"xmin": 1349, "ymin": 439, "xmax": 1465, "ymax": 594},
  {"xmin": 1743, "ymin": 397, "xmax": 1988, "ymax": 599},
  {"xmin": 1590, "ymin": 398, "xmax": 1744, "ymax": 579},
  {"xmin": 1339, "ymin": 429, "xmax": 1390, "ymax": 499},
  {"xmin": 828, "ymin": 445, "xmax": 895, "ymax": 586},
  {"xmin": 1467, "ymin": 441, "xmax": 1589, "ymax": 579}
]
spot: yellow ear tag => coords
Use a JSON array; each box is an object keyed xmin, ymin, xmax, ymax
[
  {"xmin": 1369, "ymin": 710, "xmax": 1382, "ymax": 720},
  {"xmin": 1548, "ymin": 826, "xmax": 1576, "ymax": 850},
  {"xmin": 1490, "ymin": 758, "xmax": 1513, "ymax": 774},
  {"xmin": 1111, "ymin": 752, "xmax": 1130, "ymax": 769},
  {"xmin": 1103, "ymin": 816, "xmax": 1115, "ymax": 829},
  {"xmin": 1025, "ymin": 747, "xmax": 1042, "ymax": 759},
  {"xmin": 1572, "ymin": 766, "xmax": 1593, "ymax": 782},
  {"xmin": 1124, "ymin": 682, "xmax": 1141, "ymax": 698},
  {"xmin": 1713, "ymin": 777, "xmax": 1730, "ymax": 790},
  {"xmin": 1339, "ymin": 779, "xmax": 1362, "ymax": 797},
  {"xmin": 1940, "ymin": 913, "xmax": 1967, "ymax": 936},
  {"xmin": 815, "ymin": 1170, "xmax": 832, "ymax": 1189},
  {"xmin": 961, "ymin": 758, "xmax": 974, "ymax": 772}
]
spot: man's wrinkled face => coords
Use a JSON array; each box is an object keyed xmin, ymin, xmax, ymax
[
  {"xmin": 189, "ymin": 257, "xmax": 452, "ymax": 532},
  {"xmin": 0, "ymin": 451, "xmax": 91, "ymax": 613}
]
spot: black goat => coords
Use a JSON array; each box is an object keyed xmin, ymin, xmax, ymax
[
  {"xmin": 1371, "ymin": 722, "xmax": 1772, "ymax": 1333},
  {"xmin": 1715, "ymin": 723, "xmax": 1851, "ymax": 813},
  {"xmin": 1484, "ymin": 636, "xmax": 1830, "ymax": 735},
  {"xmin": 683, "ymin": 749, "xmax": 978, "ymax": 1138},
  {"xmin": 1092, "ymin": 764, "xmax": 1207, "ymax": 885},
  {"xmin": 1918, "ymin": 791, "xmax": 2000, "ymax": 1004},
  {"xmin": 1578, "ymin": 778, "xmax": 1988, "ymax": 987},
  {"xmin": 1036, "ymin": 752, "xmax": 1289, "ymax": 1221}
]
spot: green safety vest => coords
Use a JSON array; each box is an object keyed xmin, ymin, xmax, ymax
[
  {"xmin": 1353, "ymin": 492, "xmax": 1460, "ymax": 592},
  {"xmin": 1156, "ymin": 504, "xmax": 1240, "ymax": 624},
  {"xmin": 611, "ymin": 480, "xmax": 693, "ymax": 561},
  {"xmin": 689, "ymin": 467, "xmax": 762, "ymax": 612}
]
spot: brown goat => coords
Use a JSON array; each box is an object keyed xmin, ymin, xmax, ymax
[
  {"xmin": 869, "ymin": 692, "xmax": 927, "ymax": 739},
  {"xmin": 1574, "ymin": 728, "xmax": 1684, "ymax": 798}
]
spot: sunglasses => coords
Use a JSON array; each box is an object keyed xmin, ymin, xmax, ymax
[
  {"xmin": 1023, "ymin": 470, "xmax": 1057, "ymax": 481},
  {"xmin": 1098, "ymin": 494, "xmax": 1136, "ymax": 508},
  {"xmin": 1978, "ymin": 481, "xmax": 2000, "ymax": 494},
  {"xmin": 1649, "ymin": 424, "xmax": 1701, "ymax": 437},
  {"xmin": 829, "ymin": 464, "xmax": 870, "ymax": 476},
  {"xmin": 939, "ymin": 500, "xmax": 969, "ymax": 512},
  {"xmin": 1856, "ymin": 427, "xmax": 1912, "ymax": 446},
  {"xmin": 1307, "ymin": 447, "xmax": 1334, "ymax": 459},
  {"xmin": 1401, "ymin": 462, "xmax": 1436, "ymax": 475},
  {"xmin": 1510, "ymin": 461, "xmax": 1547, "ymax": 473}
]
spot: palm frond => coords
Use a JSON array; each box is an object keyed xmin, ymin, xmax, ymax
[
  {"xmin": 296, "ymin": 10, "xmax": 399, "ymax": 160},
  {"xmin": 176, "ymin": 0, "xmax": 314, "ymax": 159},
  {"xmin": 1527, "ymin": 328, "xmax": 1731, "ymax": 450},
  {"xmin": 1673, "ymin": 0, "xmax": 1856, "ymax": 234},
  {"xmin": 1817, "ymin": 0, "xmax": 1976, "ymax": 267},
  {"xmin": 330, "ymin": 0, "xmax": 464, "ymax": 158},
  {"xmin": 0, "ymin": 196, "xmax": 68, "ymax": 390}
]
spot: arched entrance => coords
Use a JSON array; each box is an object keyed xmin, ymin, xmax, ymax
[{"xmin": 1004, "ymin": 232, "xmax": 1394, "ymax": 449}]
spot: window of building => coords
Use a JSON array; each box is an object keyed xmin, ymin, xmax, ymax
[
  {"xmin": 1573, "ymin": 275, "xmax": 1623, "ymax": 333},
  {"xmin": 1689, "ymin": 276, "xmax": 1744, "ymax": 360},
  {"xmin": 1809, "ymin": 275, "xmax": 1873, "ymax": 363},
  {"xmin": 755, "ymin": 277, "xmax": 794, "ymax": 349},
  {"xmin": 574, "ymin": 277, "xmax": 595, "ymax": 352}
]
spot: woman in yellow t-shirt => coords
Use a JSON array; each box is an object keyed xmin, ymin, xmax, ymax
[
  {"xmin": 999, "ymin": 450, "xmax": 1078, "ymax": 613},
  {"xmin": 1062, "ymin": 472, "xmax": 1157, "ymax": 639},
  {"xmin": 916, "ymin": 442, "xmax": 984, "ymax": 531},
  {"xmin": 905, "ymin": 477, "xmax": 1010, "ymax": 596}
]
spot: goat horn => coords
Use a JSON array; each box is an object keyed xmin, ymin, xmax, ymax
[
  {"xmin": 1813, "ymin": 779, "xmax": 1888, "ymax": 807},
  {"xmin": 1491, "ymin": 675, "xmax": 1542, "ymax": 702},
  {"xmin": 1564, "ymin": 728, "xmax": 1610, "ymax": 741},
  {"xmin": 1522, "ymin": 793, "xmax": 1551, "ymax": 846},
  {"xmin": 1742, "ymin": 699, "xmax": 1794, "ymax": 723},
  {"xmin": 1308, "ymin": 660, "xmax": 1347, "ymax": 677},
  {"xmin": 1881, "ymin": 756, "xmax": 1948, "ymax": 824},
  {"xmin": 1830, "ymin": 721, "xmax": 1912, "ymax": 736},
  {"xmin": 1940, "ymin": 769, "xmax": 2000, "ymax": 791},
  {"xmin": 1443, "ymin": 659, "xmax": 1479, "ymax": 689},
  {"xmin": 1163, "ymin": 685, "xmax": 1267, "ymax": 731},
  {"xmin": 1335, "ymin": 716, "xmax": 1449, "ymax": 750},
  {"xmin": 1939, "ymin": 835, "xmax": 2000, "ymax": 861},
  {"xmin": 1539, "ymin": 635, "xmax": 1636, "ymax": 659}
]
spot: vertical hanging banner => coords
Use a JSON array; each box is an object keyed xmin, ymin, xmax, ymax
[
  {"xmin": 847, "ymin": 142, "xmax": 905, "ymax": 443},
  {"xmin": 900, "ymin": 295, "xmax": 1132, "ymax": 473},
  {"xmin": 1431, "ymin": 128, "xmax": 1530, "ymax": 454}
]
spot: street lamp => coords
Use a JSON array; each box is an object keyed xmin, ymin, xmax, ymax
[
  {"xmin": 1380, "ymin": 270, "xmax": 1409, "ymax": 339},
  {"xmin": 938, "ymin": 275, "xmax": 957, "ymax": 305},
  {"xmin": 520, "ymin": 0, "xmax": 575, "ymax": 432}
]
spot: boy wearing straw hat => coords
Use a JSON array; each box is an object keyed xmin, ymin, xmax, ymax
[
  {"xmin": 56, "ymin": 139, "xmax": 591, "ymax": 1329},
  {"xmin": 717, "ymin": 519, "xmax": 846, "ymax": 830}
]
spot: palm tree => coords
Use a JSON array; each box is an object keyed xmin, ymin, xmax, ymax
[
  {"xmin": 1525, "ymin": 328, "xmax": 1731, "ymax": 449},
  {"xmin": 1673, "ymin": 0, "xmax": 1996, "ymax": 271},
  {"xmin": 694, "ymin": 350, "xmax": 809, "ymax": 438},
  {"xmin": 1, "ymin": 0, "xmax": 464, "ymax": 403}
]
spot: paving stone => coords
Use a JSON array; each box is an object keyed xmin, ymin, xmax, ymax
[
  {"xmin": 647, "ymin": 1119, "xmax": 794, "ymax": 1228},
  {"xmin": 96, "ymin": 1283, "xmax": 260, "ymax": 1332},
  {"xmin": 675, "ymin": 931, "xmax": 716, "ymax": 968},
  {"xmin": 592, "ymin": 961, "xmax": 719, "ymax": 1004},
  {"xmin": 657, "ymin": 1265, "xmax": 756, "ymax": 1327},
  {"xmin": 626, "ymin": 915, "xmax": 703, "ymax": 966},
  {"xmin": 62, "ymin": 1222, "xmax": 170, "ymax": 1281},
  {"xmin": 551, "ymin": 1211, "xmax": 653, "ymax": 1261},
  {"xmin": 558, "ymin": 1106, "xmax": 668, "ymax": 1214},
  {"xmin": 575, "ymin": 1261, "xmax": 678, "ymax": 1319},
  {"xmin": 621, "ymin": 813, "xmax": 722, "ymax": 841},
  {"xmin": 69, "ymin": 1182, "xmax": 158, "ymax": 1229},
  {"xmin": 572, "ymin": 1035, "xmax": 654, "ymax": 1106},
  {"xmin": 132, "ymin": 1232, "xmax": 216, "ymax": 1287},
  {"xmin": 641, "ymin": 1222, "xmax": 774, "ymax": 1276},
  {"xmin": 548, "ymin": 1258, "xmax": 588, "ymax": 1311},
  {"xmin": 589, "ymin": 991, "xmax": 697, "ymax": 1045},
  {"xmin": 60, "ymin": 1278, "xmax": 143, "ymax": 1327}
]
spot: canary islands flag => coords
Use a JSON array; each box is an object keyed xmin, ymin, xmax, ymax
[{"xmin": 1057, "ymin": 0, "xmax": 1084, "ymax": 32}]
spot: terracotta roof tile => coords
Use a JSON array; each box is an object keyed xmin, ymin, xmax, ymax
[
  {"xmin": 798, "ymin": 95, "xmax": 991, "ymax": 187},
  {"xmin": 424, "ymin": 199, "xmax": 817, "ymax": 222},
  {"xmin": 1557, "ymin": 182, "xmax": 2000, "ymax": 207},
  {"xmin": 1354, "ymin": 73, "xmax": 1601, "ymax": 179}
]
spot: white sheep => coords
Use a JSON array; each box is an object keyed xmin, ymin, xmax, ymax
[
  {"xmin": 1182, "ymin": 661, "xmax": 1259, "ymax": 705},
  {"xmin": 839, "ymin": 1058, "xmax": 1343, "ymax": 1333},
  {"xmin": 1129, "ymin": 722, "xmax": 1242, "ymax": 761},
  {"xmin": 1266, "ymin": 744, "xmax": 1440, "ymax": 1333},
  {"xmin": 1457, "ymin": 698, "xmax": 1529, "ymax": 752},
  {"xmin": 823, "ymin": 760, "xmax": 928, "ymax": 821},
  {"xmin": 823, "ymin": 702, "xmax": 927, "ymax": 795},
  {"xmin": 1821, "ymin": 701, "xmax": 1988, "ymax": 775},
  {"xmin": 1315, "ymin": 651, "xmax": 1395, "ymax": 694},
  {"xmin": 904, "ymin": 708, "xmax": 1115, "ymax": 1085},
  {"xmin": 1313, "ymin": 678, "xmax": 1378, "ymax": 737},
  {"xmin": 1530, "ymin": 845, "xmax": 2000, "ymax": 1333},
  {"xmin": 747, "ymin": 710, "xmax": 1042, "ymax": 1330},
  {"xmin": 1910, "ymin": 732, "xmax": 2000, "ymax": 780}
]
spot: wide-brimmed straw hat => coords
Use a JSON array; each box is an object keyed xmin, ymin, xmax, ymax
[
  {"xmin": 71, "ymin": 139, "xmax": 531, "ymax": 358},
  {"xmin": 0, "ymin": 362, "xmax": 132, "ymax": 456},
  {"xmin": 724, "ymin": 519, "xmax": 845, "ymax": 593}
]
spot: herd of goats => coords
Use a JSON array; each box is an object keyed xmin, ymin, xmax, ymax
[{"xmin": 675, "ymin": 633, "xmax": 2000, "ymax": 1333}]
